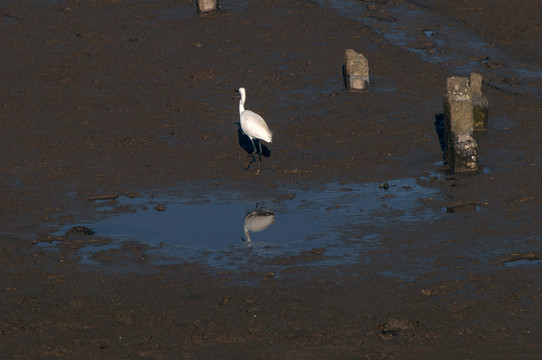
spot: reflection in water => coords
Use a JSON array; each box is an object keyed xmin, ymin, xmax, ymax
[
  {"xmin": 243, "ymin": 206, "xmax": 275, "ymax": 242},
  {"xmin": 43, "ymin": 176, "xmax": 443, "ymax": 270}
]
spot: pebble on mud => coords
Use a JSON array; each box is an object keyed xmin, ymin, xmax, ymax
[
  {"xmin": 273, "ymin": 193, "xmax": 296, "ymax": 202},
  {"xmin": 309, "ymin": 248, "xmax": 326, "ymax": 256},
  {"xmin": 421, "ymin": 289, "xmax": 435, "ymax": 296},
  {"xmin": 379, "ymin": 318, "xmax": 418, "ymax": 339},
  {"xmin": 66, "ymin": 226, "xmax": 95, "ymax": 235},
  {"xmin": 220, "ymin": 296, "xmax": 231, "ymax": 305},
  {"xmin": 444, "ymin": 201, "xmax": 480, "ymax": 213},
  {"xmin": 154, "ymin": 204, "xmax": 167, "ymax": 212}
]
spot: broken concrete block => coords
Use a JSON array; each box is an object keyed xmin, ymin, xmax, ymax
[
  {"xmin": 197, "ymin": 0, "xmax": 218, "ymax": 15},
  {"xmin": 344, "ymin": 49, "xmax": 369, "ymax": 92},
  {"xmin": 443, "ymin": 76, "xmax": 478, "ymax": 173},
  {"xmin": 451, "ymin": 134, "xmax": 478, "ymax": 172},
  {"xmin": 469, "ymin": 72, "xmax": 489, "ymax": 131}
]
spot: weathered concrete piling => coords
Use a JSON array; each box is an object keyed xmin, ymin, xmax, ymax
[
  {"xmin": 443, "ymin": 76, "xmax": 478, "ymax": 173},
  {"xmin": 344, "ymin": 49, "xmax": 369, "ymax": 92},
  {"xmin": 469, "ymin": 72, "xmax": 489, "ymax": 131},
  {"xmin": 197, "ymin": 0, "xmax": 218, "ymax": 14}
]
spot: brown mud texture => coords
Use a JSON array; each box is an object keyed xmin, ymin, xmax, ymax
[{"xmin": 1, "ymin": 0, "xmax": 542, "ymax": 358}]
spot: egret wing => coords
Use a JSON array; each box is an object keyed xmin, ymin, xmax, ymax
[{"xmin": 241, "ymin": 110, "xmax": 272, "ymax": 143}]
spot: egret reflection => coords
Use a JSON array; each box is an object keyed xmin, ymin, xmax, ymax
[{"xmin": 243, "ymin": 205, "xmax": 275, "ymax": 242}]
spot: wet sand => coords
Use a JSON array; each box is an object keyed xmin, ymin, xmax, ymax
[{"xmin": 1, "ymin": 0, "xmax": 542, "ymax": 358}]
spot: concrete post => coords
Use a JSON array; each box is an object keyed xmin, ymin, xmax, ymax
[
  {"xmin": 443, "ymin": 76, "xmax": 478, "ymax": 173},
  {"xmin": 344, "ymin": 49, "xmax": 369, "ymax": 92},
  {"xmin": 469, "ymin": 72, "xmax": 489, "ymax": 131},
  {"xmin": 197, "ymin": 0, "xmax": 218, "ymax": 15}
]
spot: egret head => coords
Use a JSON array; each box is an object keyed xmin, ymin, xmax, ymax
[{"xmin": 237, "ymin": 87, "xmax": 246, "ymax": 104}]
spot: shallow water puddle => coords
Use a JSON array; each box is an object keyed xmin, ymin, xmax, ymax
[
  {"xmin": 502, "ymin": 251, "xmax": 542, "ymax": 268},
  {"xmin": 505, "ymin": 259, "xmax": 542, "ymax": 268},
  {"xmin": 49, "ymin": 176, "xmax": 441, "ymax": 267}
]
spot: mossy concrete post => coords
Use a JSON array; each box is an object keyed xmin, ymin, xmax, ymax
[
  {"xmin": 197, "ymin": 0, "xmax": 218, "ymax": 15},
  {"xmin": 444, "ymin": 76, "xmax": 478, "ymax": 173},
  {"xmin": 344, "ymin": 49, "xmax": 369, "ymax": 92},
  {"xmin": 469, "ymin": 72, "xmax": 488, "ymax": 131}
]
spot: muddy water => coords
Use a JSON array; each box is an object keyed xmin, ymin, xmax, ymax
[
  {"xmin": 43, "ymin": 170, "xmax": 541, "ymax": 279},
  {"xmin": 44, "ymin": 175, "xmax": 441, "ymax": 270}
]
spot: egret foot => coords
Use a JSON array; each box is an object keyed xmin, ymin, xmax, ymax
[{"xmin": 245, "ymin": 153, "xmax": 256, "ymax": 171}]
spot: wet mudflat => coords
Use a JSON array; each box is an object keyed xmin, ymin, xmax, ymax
[{"xmin": 1, "ymin": 0, "xmax": 542, "ymax": 358}]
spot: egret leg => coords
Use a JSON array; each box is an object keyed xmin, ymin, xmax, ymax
[
  {"xmin": 243, "ymin": 228, "xmax": 252, "ymax": 242},
  {"xmin": 245, "ymin": 153, "xmax": 252, "ymax": 170},
  {"xmin": 249, "ymin": 137, "xmax": 257, "ymax": 154},
  {"xmin": 245, "ymin": 137, "xmax": 257, "ymax": 171},
  {"xmin": 256, "ymin": 140, "xmax": 263, "ymax": 175}
]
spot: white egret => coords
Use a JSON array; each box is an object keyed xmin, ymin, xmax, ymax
[{"xmin": 237, "ymin": 87, "xmax": 272, "ymax": 175}]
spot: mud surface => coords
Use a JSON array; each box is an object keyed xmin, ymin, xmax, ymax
[{"xmin": 1, "ymin": 0, "xmax": 542, "ymax": 358}]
